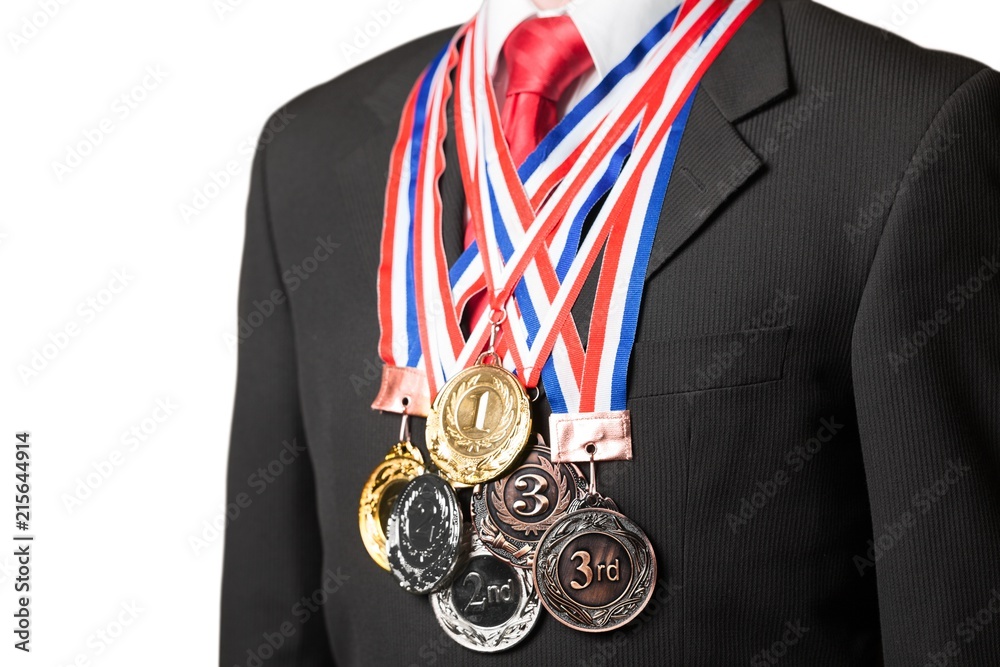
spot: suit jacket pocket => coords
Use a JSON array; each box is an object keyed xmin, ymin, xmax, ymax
[{"xmin": 628, "ymin": 326, "xmax": 791, "ymax": 398}]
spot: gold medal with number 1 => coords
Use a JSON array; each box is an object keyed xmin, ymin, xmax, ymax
[{"xmin": 426, "ymin": 314, "xmax": 532, "ymax": 486}]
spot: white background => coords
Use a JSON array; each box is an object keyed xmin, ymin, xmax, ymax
[{"xmin": 1, "ymin": 0, "xmax": 997, "ymax": 665}]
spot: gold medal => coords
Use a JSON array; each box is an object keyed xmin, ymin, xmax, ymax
[
  {"xmin": 359, "ymin": 417, "xmax": 426, "ymax": 571},
  {"xmin": 426, "ymin": 357, "xmax": 532, "ymax": 487}
]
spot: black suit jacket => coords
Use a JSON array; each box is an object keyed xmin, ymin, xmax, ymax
[{"xmin": 220, "ymin": 1, "xmax": 1000, "ymax": 664}]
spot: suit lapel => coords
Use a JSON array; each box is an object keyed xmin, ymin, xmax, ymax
[
  {"xmin": 642, "ymin": 90, "xmax": 764, "ymax": 280},
  {"xmin": 644, "ymin": 0, "xmax": 790, "ymax": 280}
]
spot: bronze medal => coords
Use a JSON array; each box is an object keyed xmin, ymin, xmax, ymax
[
  {"xmin": 533, "ymin": 496, "xmax": 657, "ymax": 633},
  {"xmin": 359, "ymin": 439, "xmax": 425, "ymax": 571},
  {"xmin": 425, "ymin": 360, "xmax": 532, "ymax": 486},
  {"xmin": 471, "ymin": 442, "xmax": 586, "ymax": 568}
]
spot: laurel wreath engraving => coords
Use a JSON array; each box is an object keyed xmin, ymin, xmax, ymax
[
  {"xmin": 428, "ymin": 365, "xmax": 532, "ymax": 485},
  {"xmin": 472, "ymin": 451, "xmax": 587, "ymax": 567},
  {"xmin": 535, "ymin": 510, "xmax": 655, "ymax": 630},
  {"xmin": 434, "ymin": 595, "xmax": 540, "ymax": 652},
  {"xmin": 493, "ymin": 457, "xmax": 573, "ymax": 536},
  {"xmin": 430, "ymin": 545, "xmax": 541, "ymax": 651}
]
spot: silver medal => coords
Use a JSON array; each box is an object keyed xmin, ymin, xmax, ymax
[
  {"xmin": 386, "ymin": 473, "xmax": 464, "ymax": 594},
  {"xmin": 431, "ymin": 532, "xmax": 541, "ymax": 652}
]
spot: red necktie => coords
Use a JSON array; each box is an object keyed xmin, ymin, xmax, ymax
[
  {"xmin": 500, "ymin": 15, "xmax": 594, "ymax": 166},
  {"xmin": 463, "ymin": 16, "xmax": 593, "ymax": 327}
]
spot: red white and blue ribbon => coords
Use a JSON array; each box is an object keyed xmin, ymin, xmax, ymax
[
  {"xmin": 454, "ymin": 0, "xmax": 762, "ymax": 413},
  {"xmin": 374, "ymin": 0, "xmax": 763, "ymax": 421}
]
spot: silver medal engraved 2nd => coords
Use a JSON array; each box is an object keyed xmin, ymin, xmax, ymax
[
  {"xmin": 386, "ymin": 473, "xmax": 464, "ymax": 594},
  {"xmin": 431, "ymin": 532, "xmax": 541, "ymax": 652}
]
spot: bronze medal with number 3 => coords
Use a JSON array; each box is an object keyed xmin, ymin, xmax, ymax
[
  {"xmin": 471, "ymin": 442, "xmax": 586, "ymax": 568},
  {"xmin": 426, "ymin": 360, "xmax": 532, "ymax": 486},
  {"xmin": 533, "ymin": 496, "xmax": 657, "ymax": 633}
]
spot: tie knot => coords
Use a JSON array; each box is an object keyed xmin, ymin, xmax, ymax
[{"xmin": 502, "ymin": 15, "xmax": 594, "ymax": 102}]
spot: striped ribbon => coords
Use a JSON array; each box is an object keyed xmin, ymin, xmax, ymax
[{"xmin": 376, "ymin": 0, "xmax": 763, "ymax": 414}]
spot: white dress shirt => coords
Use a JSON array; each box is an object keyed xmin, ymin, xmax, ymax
[{"xmin": 483, "ymin": 0, "xmax": 684, "ymax": 113}]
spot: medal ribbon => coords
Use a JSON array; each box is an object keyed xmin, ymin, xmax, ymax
[
  {"xmin": 449, "ymin": 6, "xmax": 684, "ymax": 414},
  {"xmin": 439, "ymin": 0, "xmax": 731, "ymax": 388},
  {"xmin": 376, "ymin": 0, "xmax": 762, "ymax": 413},
  {"xmin": 453, "ymin": 0, "xmax": 762, "ymax": 412},
  {"xmin": 376, "ymin": 7, "xmax": 671, "ymax": 399}
]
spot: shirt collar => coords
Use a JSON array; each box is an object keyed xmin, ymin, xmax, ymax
[{"xmin": 482, "ymin": 0, "xmax": 684, "ymax": 80}]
